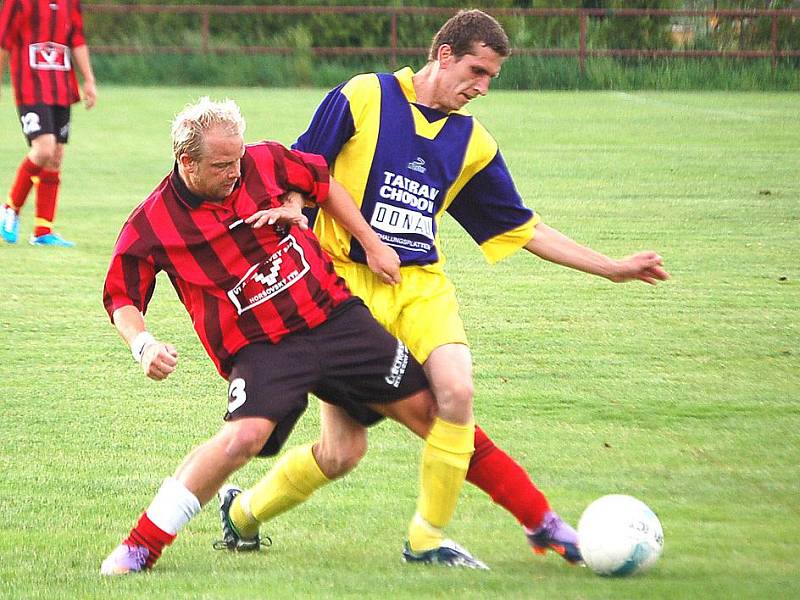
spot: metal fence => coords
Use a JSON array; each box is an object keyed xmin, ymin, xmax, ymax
[{"xmin": 85, "ymin": 5, "xmax": 800, "ymax": 73}]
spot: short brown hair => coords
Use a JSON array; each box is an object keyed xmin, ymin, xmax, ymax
[{"xmin": 428, "ymin": 9, "xmax": 510, "ymax": 62}]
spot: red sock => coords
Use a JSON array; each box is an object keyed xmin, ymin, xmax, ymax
[
  {"xmin": 123, "ymin": 512, "xmax": 177, "ymax": 569},
  {"xmin": 7, "ymin": 157, "xmax": 43, "ymax": 211},
  {"xmin": 34, "ymin": 169, "xmax": 60, "ymax": 237},
  {"xmin": 466, "ymin": 425, "xmax": 550, "ymax": 530}
]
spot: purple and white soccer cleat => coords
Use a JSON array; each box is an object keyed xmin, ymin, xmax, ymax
[
  {"xmin": 100, "ymin": 543, "xmax": 149, "ymax": 576},
  {"xmin": 526, "ymin": 511, "xmax": 583, "ymax": 565}
]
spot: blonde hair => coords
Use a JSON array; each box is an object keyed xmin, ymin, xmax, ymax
[{"xmin": 171, "ymin": 97, "xmax": 246, "ymax": 160}]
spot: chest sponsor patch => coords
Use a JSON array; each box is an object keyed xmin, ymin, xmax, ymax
[
  {"xmin": 29, "ymin": 42, "xmax": 71, "ymax": 71},
  {"xmin": 369, "ymin": 202, "xmax": 434, "ymax": 254},
  {"xmin": 227, "ymin": 234, "xmax": 310, "ymax": 315}
]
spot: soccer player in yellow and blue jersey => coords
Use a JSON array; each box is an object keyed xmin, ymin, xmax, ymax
[{"xmin": 221, "ymin": 9, "xmax": 669, "ymax": 568}]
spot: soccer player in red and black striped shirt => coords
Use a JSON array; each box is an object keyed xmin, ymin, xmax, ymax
[
  {"xmin": 0, "ymin": 0, "xmax": 97, "ymax": 246},
  {"xmin": 99, "ymin": 98, "xmax": 486, "ymax": 575}
]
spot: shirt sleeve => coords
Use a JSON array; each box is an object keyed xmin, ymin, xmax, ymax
[
  {"xmin": 447, "ymin": 149, "xmax": 538, "ymax": 264},
  {"xmin": 278, "ymin": 146, "xmax": 331, "ymax": 205},
  {"xmin": 102, "ymin": 222, "xmax": 157, "ymax": 322},
  {"xmin": 0, "ymin": 0, "xmax": 19, "ymax": 51},
  {"xmin": 292, "ymin": 82, "xmax": 356, "ymax": 166},
  {"xmin": 69, "ymin": 0, "xmax": 86, "ymax": 47}
]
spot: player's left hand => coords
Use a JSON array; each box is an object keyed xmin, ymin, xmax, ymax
[
  {"xmin": 608, "ymin": 251, "xmax": 670, "ymax": 285},
  {"xmin": 246, "ymin": 208, "xmax": 309, "ymax": 231}
]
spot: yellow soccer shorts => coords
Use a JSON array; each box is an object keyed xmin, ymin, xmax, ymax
[{"xmin": 331, "ymin": 259, "xmax": 468, "ymax": 364}]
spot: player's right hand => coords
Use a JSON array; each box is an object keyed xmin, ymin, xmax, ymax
[
  {"xmin": 140, "ymin": 341, "xmax": 179, "ymax": 381},
  {"xmin": 365, "ymin": 242, "xmax": 401, "ymax": 285},
  {"xmin": 246, "ymin": 207, "xmax": 309, "ymax": 231}
]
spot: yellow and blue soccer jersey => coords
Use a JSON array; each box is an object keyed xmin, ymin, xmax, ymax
[{"xmin": 294, "ymin": 67, "xmax": 539, "ymax": 269}]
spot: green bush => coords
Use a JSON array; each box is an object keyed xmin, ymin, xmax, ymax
[
  {"xmin": 89, "ymin": 52, "xmax": 799, "ymax": 91},
  {"xmin": 83, "ymin": 0, "xmax": 800, "ymax": 90}
]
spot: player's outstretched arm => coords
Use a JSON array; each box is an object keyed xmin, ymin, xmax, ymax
[
  {"xmin": 112, "ymin": 305, "xmax": 179, "ymax": 381},
  {"xmin": 524, "ymin": 222, "xmax": 669, "ymax": 285}
]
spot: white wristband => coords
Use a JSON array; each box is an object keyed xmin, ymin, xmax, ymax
[{"xmin": 131, "ymin": 331, "xmax": 156, "ymax": 363}]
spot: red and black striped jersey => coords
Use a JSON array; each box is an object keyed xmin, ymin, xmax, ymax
[
  {"xmin": 103, "ymin": 142, "xmax": 352, "ymax": 378},
  {"xmin": 0, "ymin": 0, "xmax": 86, "ymax": 106}
]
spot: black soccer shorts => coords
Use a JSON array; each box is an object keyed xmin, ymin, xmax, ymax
[
  {"xmin": 17, "ymin": 104, "xmax": 71, "ymax": 145},
  {"xmin": 225, "ymin": 298, "xmax": 428, "ymax": 456}
]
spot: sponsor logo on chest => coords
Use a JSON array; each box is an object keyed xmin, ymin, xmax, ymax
[
  {"xmin": 369, "ymin": 169, "xmax": 441, "ymax": 250},
  {"xmin": 29, "ymin": 42, "xmax": 71, "ymax": 71},
  {"xmin": 379, "ymin": 170, "xmax": 440, "ymax": 214},
  {"xmin": 227, "ymin": 234, "xmax": 310, "ymax": 315}
]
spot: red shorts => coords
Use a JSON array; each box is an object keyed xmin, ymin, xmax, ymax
[{"xmin": 225, "ymin": 299, "xmax": 428, "ymax": 456}]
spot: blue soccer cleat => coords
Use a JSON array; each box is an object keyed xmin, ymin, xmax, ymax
[
  {"xmin": 1, "ymin": 205, "xmax": 19, "ymax": 244},
  {"xmin": 526, "ymin": 511, "xmax": 583, "ymax": 565},
  {"xmin": 100, "ymin": 543, "xmax": 149, "ymax": 576},
  {"xmin": 402, "ymin": 539, "xmax": 489, "ymax": 570},
  {"xmin": 213, "ymin": 485, "xmax": 270, "ymax": 552},
  {"xmin": 29, "ymin": 232, "xmax": 75, "ymax": 247}
]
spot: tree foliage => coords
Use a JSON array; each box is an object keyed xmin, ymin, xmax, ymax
[{"xmin": 82, "ymin": 0, "xmax": 799, "ymax": 87}]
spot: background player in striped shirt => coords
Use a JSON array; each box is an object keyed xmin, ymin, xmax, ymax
[
  {"xmin": 0, "ymin": 0, "xmax": 97, "ymax": 247},
  {"xmin": 225, "ymin": 9, "xmax": 669, "ymax": 568},
  {"xmin": 99, "ymin": 97, "xmax": 486, "ymax": 575}
]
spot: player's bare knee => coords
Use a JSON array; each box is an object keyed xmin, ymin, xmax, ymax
[
  {"xmin": 329, "ymin": 446, "xmax": 365, "ymax": 478},
  {"xmin": 435, "ymin": 380, "xmax": 474, "ymax": 422},
  {"xmin": 220, "ymin": 421, "xmax": 270, "ymax": 465},
  {"xmin": 314, "ymin": 438, "xmax": 366, "ymax": 479},
  {"xmin": 48, "ymin": 148, "xmax": 65, "ymax": 170},
  {"xmin": 29, "ymin": 137, "xmax": 59, "ymax": 167}
]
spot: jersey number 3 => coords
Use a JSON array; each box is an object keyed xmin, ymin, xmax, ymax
[{"xmin": 228, "ymin": 378, "xmax": 247, "ymax": 413}]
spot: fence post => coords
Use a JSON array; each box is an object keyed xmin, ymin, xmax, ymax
[
  {"xmin": 201, "ymin": 9, "xmax": 210, "ymax": 53},
  {"xmin": 771, "ymin": 14, "xmax": 778, "ymax": 72},
  {"xmin": 391, "ymin": 12, "xmax": 398, "ymax": 70},
  {"xmin": 579, "ymin": 10, "xmax": 587, "ymax": 75}
]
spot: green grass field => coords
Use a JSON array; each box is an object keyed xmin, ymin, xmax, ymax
[{"xmin": 0, "ymin": 87, "xmax": 798, "ymax": 599}]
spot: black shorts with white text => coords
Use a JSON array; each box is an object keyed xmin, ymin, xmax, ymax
[
  {"xmin": 17, "ymin": 104, "xmax": 71, "ymax": 145},
  {"xmin": 225, "ymin": 298, "xmax": 428, "ymax": 456}
]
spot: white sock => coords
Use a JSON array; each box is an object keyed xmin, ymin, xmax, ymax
[{"xmin": 145, "ymin": 477, "xmax": 202, "ymax": 535}]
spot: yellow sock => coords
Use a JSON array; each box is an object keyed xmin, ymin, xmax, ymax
[
  {"xmin": 408, "ymin": 417, "xmax": 474, "ymax": 552},
  {"xmin": 230, "ymin": 489, "xmax": 260, "ymax": 539},
  {"xmin": 231, "ymin": 444, "xmax": 330, "ymax": 537}
]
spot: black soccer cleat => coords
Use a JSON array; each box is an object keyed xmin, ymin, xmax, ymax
[{"xmin": 213, "ymin": 485, "xmax": 270, "ymax": 551}]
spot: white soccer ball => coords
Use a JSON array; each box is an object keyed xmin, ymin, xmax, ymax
[{"xmin": 577, "ymin": 494, "xmax": 664, "ymax": 576}]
